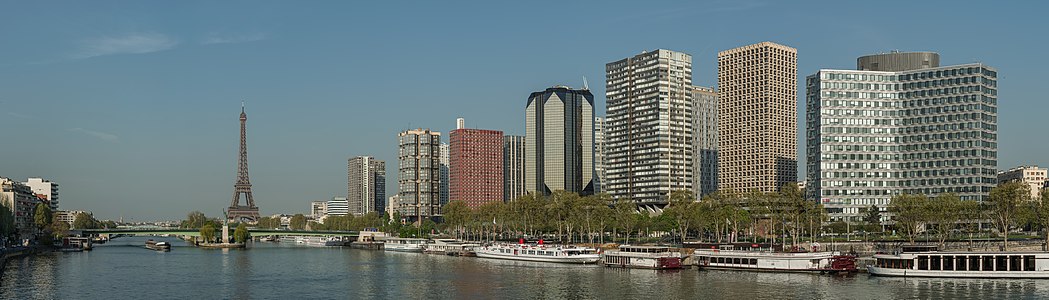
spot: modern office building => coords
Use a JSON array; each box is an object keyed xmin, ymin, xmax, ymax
[
  {"xmin": 503, "ymin": 135, "xmax": 526, "ymax": 202},
  {"xmin": 806, "ymin": 51, "xmax": 999, "ymax": 220},
  {"xmin": 348, "ymin": 156, "xmax": 386, "ymax": 215},
  {"xmin": 718, "ymin": 42, "xmax": 798, "ymax": 194},
  {"xmin": 24, "ymin": 177, "xmax": 59, "ymax": 211},
  {"xmin": 1, "ymin": 177, "xmax": 39, "ymax": 236},
  {"xmin": 449, "ymin": 125, "xmax": 504, "ymax": 208},
  {"xmin": 439, "ymin": 142, "xmax": 450, "ymax": 207},
  {"xmin": 594, "ymin": 116, "xmax": 606, "ymax": 193},
  {"xmin": 693, "ymin": 86, "xmax": 718, "ymax": 197},
  {"xmin": 605, "ymin": 49, "xmax": 694, "ymax": 206},
  {"xmin": 326, "ymin": 197, "xmax": 349, "ymax": 216},
  {"xmin": 998, "ymin": 166, "xmax": 1047, "ymax": 200},
  {"xmin": 310, "ymin": 201, "xmax": 328, "ymax": 219},
  {"xmin": 525, "ymin": 86, "xmax": 597, "ymax": 196},
  {"xmin": 398, "ymin": 128, "xmax": 442, "ymax": 221}
]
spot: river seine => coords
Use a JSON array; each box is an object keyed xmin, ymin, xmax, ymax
[{"xmin": 3, "ymin": 236, "xmax": 1049, "ymax": 299}]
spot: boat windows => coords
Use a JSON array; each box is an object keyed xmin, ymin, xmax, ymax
[
  {"xmin": 955, "ymin": 256, "xmax": 967, "ymax": 271},
  {"xmin": 749, "ymin": 259, "xmax": 757, "ymax": 265},
  {"xmin": 1025, "ymin": 256, "xmax": 1036, "ymax": 271},
  {"xmin": 942, "ymin": 256, "xmax": 954, "ymax": 271},
  {"xmin": 930, "ymin": 256, "xmax": 941, "ymax": 270},
  {"xmin": 733, "ymin": 258, "xmax": 741, "ymax": 264},
  {"xmin": 995, "ymin": 256, "xmax": 1007, "ymax": 271},
  {"xmin": 918, "ymin": 256, "xmax": 929, "ymax": 270},
  {"xmin": 970, "ymin": 256, "xmax": 981, "ymax": 271},
  {"xmin": 1010, "ymin": 256, "xmax": 1021, "ymax": 271},
  {"xmin": 982, "ymin": 256, "xmax": 994, "ymax": 271}
]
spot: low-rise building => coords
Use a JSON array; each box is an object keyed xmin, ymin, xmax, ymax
[
  {"xmin": 55, "ymin": 210, "xmax": 90, "ymax": 226},
  {"xmin": 327, "ymin": 197, "xmax": 349, "ymax": 216},
  {"xmin": 310, "ymin": 201, "xmax": 328, "ymax": 219},
  {"xmin": 998, "ymin": 166, "xmax": 1048, "ymax": 200}
]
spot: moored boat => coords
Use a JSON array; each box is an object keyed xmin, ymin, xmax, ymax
[
  {"xmin": 694, "ymin": 246, "xmax": 855, "ymax": 274},
  {"xmin": 868, "ymin": 249, "xmax": 1049, "ymax": 278},
  {"xmin": 382, "ymin": 238, "xmax": 430, "ymax": 252},
  {"xmin": 475, "ymin": 243, "xmax": 600, "ymax": 264},
  {"xmin": 145, "ymin": 239, "xmax": 171, "ymax": 251},
  {"xmin": 424, "ymin": 239, "xmax": 480, "ymax": 256},
  {"xmin": 602, "ymin": 245, "xmax": 683, "ymax": 269}
]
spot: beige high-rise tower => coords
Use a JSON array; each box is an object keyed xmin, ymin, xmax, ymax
[{"xmin": 717, "ymin": 42, "xmax": 798, "ymax": 193}]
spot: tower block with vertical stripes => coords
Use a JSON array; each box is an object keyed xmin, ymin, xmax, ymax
[{"xmin": 228, "ymin": 105, "xmax": 260, "ymax": 222}]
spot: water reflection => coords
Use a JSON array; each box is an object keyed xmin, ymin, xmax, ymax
[{"xmin": 6, "ymin": 242, "xmax": 1049, "ymax": 300}]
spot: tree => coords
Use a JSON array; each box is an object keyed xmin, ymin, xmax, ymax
[
  {"xmin": 1032, "ymin": 188, "xmax": 1049, "ymax": 250},
  {"xmin": 443, "ymin": 201, "xmax": 470, "ymax": 240},
  {"xmin": 889, "ymin": 194, "xmax": 930, "ymax": 244},
  {"xmin": 234, "ymin": 223, "xmax": 249, "ymax": 243},
  {"xmin": 861, "ymin": 204, "xmax": 882, "ymax": 232},
  {"xmin": 928, "ymin": 193, "xmax": 967, "ymax": 248},
  {"xmin": 988, "ymin": 181, "xmax": 1031, "ymax": 250},
  {"xmin": 200, "ymin": 224, "xmax": 216, "ymax": 243},
  {"xmin": 72, "ymin": 212, "xmax": 100, "ymax": 229},
  {"xmin": 50, "ymin": 216, "xmax": 70, "ymax": 240},
  {"xmin": 0, "ymin": 195, "xmax": 14, "ymax": 238},
  {"xmin": 612, "ymin": 200, "xmax": 638, "ymax": 243},
  {"xmin": 181, "ymin": 211, "xmax": 208, "ymax": 228},
  {"xmin": 34, "ymin": 202, "xmax": 52, "ymax": 230},
  {"xmin": 290, "ymin": 214, "xmax": 307, "ymax": 230}
]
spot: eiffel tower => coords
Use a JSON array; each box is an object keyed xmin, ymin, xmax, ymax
[{"xmin": 228, "ymin": 103, "xmax": 260, "ymax": 222}]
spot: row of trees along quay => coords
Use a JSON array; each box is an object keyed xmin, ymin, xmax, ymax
[
  {"xmin": 440, "ymin": 181, "xmax": 1049, "ymax": 251},
  {"xmin": 172, "ymin": 182, "xmax": 1046, "ymax": 250}
]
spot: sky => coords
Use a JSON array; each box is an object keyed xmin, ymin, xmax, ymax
[{"xmin": 1, "ymin": 1, "xmax": 1046, "ymax": 221}]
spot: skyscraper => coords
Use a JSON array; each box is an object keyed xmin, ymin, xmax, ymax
[
  {"xmin": 606, "ymin": 49, "xmax": 694, "ymax": 206},
  {"xmin": 503, "ymin": 135, "xmax": 526, "ymax": 201},
  {"xmin": 450, "ymin": 124, "xmax": 504, "ymax": 208},
  {"xmin": 692, "ymin": 86, "xmax": 718, "ymax": 197},
  {"xmin": 718, "ymin": 42, "xmax": 798, "ymax": 194},
  {"xmin": 398, "ymin": 128, "xmax": 442, "ymax": 221},
  {"xmin": 594, "ymin": 116, "xmax": 606, "ymax": 193},
  {"xmin": 439, "ymin": 142, "xmax": 450, "ymax": 207},
  {"xmin": 805, "ymin": 51, "xmax": 998, "ymax": 220},
  {"xmin": 525, "ymin": 86, "xmax": 597, "ymax": 196},
  {"xmin": 348, "ymin": 156, "xmax": 386, "ymax": 215}
]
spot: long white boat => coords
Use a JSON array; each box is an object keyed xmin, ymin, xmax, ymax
[
  {"xmin": 868, "ymin": 251, "xmax": 1049, "ymax": 278},
  {"xmin": 694, "ymin": 248, "xmax": 856, "ymax": 274},
  {"xmin": 475, "ymin": 243, "xmax": 600, "ymax": 264},
  {"xmin": 602, "ymin": 245, "xmax": 683, "ymax": 269},
  {"xmin": 382, "ymin": 238, "xmax": 430, "ymax": 252},
  {"xmin": 424, "ymin": 239, "xmax": 480, "ymax": 256}
]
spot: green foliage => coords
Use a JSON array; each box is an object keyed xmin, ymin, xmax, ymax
[
  {"xmin": 234, "ymin": 223, "xmax": 249, "ymax": 243},
  {"xmin": 290, "ymin": 214, "xmax": 307, "ymax": 230},
  {"xmin": 72, "ymin": 212, "xmax": 101, "ymax": 229},
  {"xmin": 200, "ymin": 224, "xmax": 216, "ymax": 243},
  {"xmin": 889, "ymin": 193, "xmax": 929, "ymax": 243},
  {"xmin": 50, "ymin": 215, "xmax": 70, "ymax": 239},
  {"xmin": 988, "ymin": 181, "xmax": 1031, "ymax": 250},
  {"xmin": 256, "ymin": 216, "xmax": 281, "ymax": 229},
  {"xmin": 180, "ymin": 211, "xmax": 209, "ymax": 229},
  {"xmin": 860, "ymin": 204, "xmax": 882, "ymax": 230},
  {"xmin": 34, "ymin": 202, "xmax": 52, "ymax": 230},
  {"xmin": 0, "ymin": 195, "xmax": 16, "ymax": 238},
  {"xmin": 317, "ymin": 212, "xmax": 384, "ymax": 231}
]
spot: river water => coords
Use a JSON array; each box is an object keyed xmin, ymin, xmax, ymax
[{"xmin": 3, "ymin": 236, "xmax": 1049, "ymax": 299}]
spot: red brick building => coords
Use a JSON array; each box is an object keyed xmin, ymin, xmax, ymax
[{"xmin": 449, "ymin": 128, "xmax": 504, "ymax": 209}]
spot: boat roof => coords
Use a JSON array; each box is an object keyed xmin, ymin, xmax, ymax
[
  {"xmin": 876, "ymin": 252, "xmax": 1049, "ymax": 257},
  {"xmin": 620, "ymin": 245, "xmax": 672, "ymax": 249}
]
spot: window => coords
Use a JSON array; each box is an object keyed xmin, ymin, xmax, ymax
[
  {"xmin": 1010, "ymin": 256, "xmax": 1022, "ymax": 271},
  {"xmin": 995, "ymin": 256, "xmax": 1007, "ymax": 271},
  {"xmin": 918, "ymin": 256, "xmax": 929, "ymax": 270},
  {"xmin": 982, "ymin": 256, "xmax": 994, "ymax": 271},
  {"xmin": 1024, "ymin": 256, "xmax": 1036, "ymax": 271},
  {"xmin": 956, "ymin": 256, "xmax": 967, "ymax": 271}
]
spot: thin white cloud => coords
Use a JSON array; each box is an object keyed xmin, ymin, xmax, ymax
[
  {"xmin": 74, "ymin": 33, "xmax": 178, "ymax": 59},
  {"xmin": 201, "ymin": 33, "xmax": 267, "ymax": 45},
  {"xmin": 70, "ymin": 127, "xmax": 119, "ymax": 142}
]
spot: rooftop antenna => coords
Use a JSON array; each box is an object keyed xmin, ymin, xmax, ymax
[
  {"xmin": 241, "ymin": 100, "xmax": 245, "ymax": 113},
  {"xmin": 582, "ymin": 76, "xmax": 589, "ymax": 90}
]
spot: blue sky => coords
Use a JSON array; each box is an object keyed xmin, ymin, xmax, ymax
[{"xmin": 1, "ymin": 1, "xmax": 1045, "ymax": 221}]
